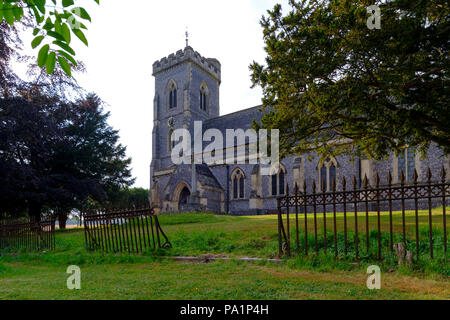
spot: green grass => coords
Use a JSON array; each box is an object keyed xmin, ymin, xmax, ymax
[{"xmin": 0, "ymin": 211, "xmax": 448, "ymax": 300}]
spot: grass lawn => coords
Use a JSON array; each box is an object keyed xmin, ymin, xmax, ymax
[{"xmin": 0, "ymin": 211, "xmax": 448, "ymax": 300}]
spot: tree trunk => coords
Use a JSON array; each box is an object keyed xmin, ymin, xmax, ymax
[
  {"xmin": 58, "ymin": 212, "xmax": 68, "ymax": 230},
  {"xmin": 29, "ymin": 202, "xmax": 42, "ymax": 223}
]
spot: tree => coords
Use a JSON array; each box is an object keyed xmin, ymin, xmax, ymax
[
  {"xmin": 0, "ymin": 93, "xmax": 134, "ymax": 223},
  {"xmin": 0, "ymin": 19, "xmax": 28, "ymax": 96},
  {"xmin": 0, "ymin": 11, "xmax": 133, "ymax": 227},
  {"xmin": 0, "ymin": 0, "xmax": 99, "ymax": 76},
  {"xmin": 0, "ymin": 20, "xmax": 81, "ymax": 224},
  {"xmin": 106, "ymin": 187, "xmax": 150, "ymax": 209},
  {"xmin": 250, "ymin": 0, "xmax": 449, "ymax": 160}
]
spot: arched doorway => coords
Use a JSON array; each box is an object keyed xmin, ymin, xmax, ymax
[
  {"xmin": 173, "ymin": 181, "xmax": 192, "ymax": 212},
  {"xmin": 179, "ymin": 187, "xmax": 191, "ymax": 208}
]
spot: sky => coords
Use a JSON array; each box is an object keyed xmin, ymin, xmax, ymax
[{"xmin": 23, "ymin": 0, "xmax": 291, "ymax": 188}]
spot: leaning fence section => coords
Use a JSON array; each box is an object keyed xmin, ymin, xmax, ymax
[
  {"xmin": 83, "ymin": 207, "xmax": 171, "ymax": 253},
  {"xmin": 0, "ymin": 218, "xmax": 56, "ymax": 251},
  {"xmin": 277, "ymin": 167, "xmax": 449, "ymax": 260}
]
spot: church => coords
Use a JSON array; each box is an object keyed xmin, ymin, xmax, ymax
[{"xmin": 149, "ymin": 45, "xmax": 449, "ymax": 215}]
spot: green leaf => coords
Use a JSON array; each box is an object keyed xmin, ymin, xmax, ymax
[
  {"xmin": 12, "ymin": 6, "xmax": 24, "ymax": 21},
  {"xmin": 62, "ymin": 0, "xmax": 75, "ymax": 7},
  {"xmin": 31, "ymin": 35, "xmax": 45, "ymax": 49},
  {"xmin": 46, "ymin": 51, "xmax": 56, "ymax": 74},
  {"xmin": 31, "ymin": 6, "xmax": 44, "ymax": 24},
  {"xmin": 61, "ymin": 23, "xmax": 71, "ymax": 43},
  {"xmin": 3, "ymin": 3, "xmax": 15, "ymax": 25},
  {"xmin": 35, "ymin": 0, "xmax": 46, "ymax": 14},
  {"xmin": 47, "ymin": 30, "xmax": 66, "ymax": 41},
  {"xmin": 57, "ymin": 50, "xmax": 78, "ymax": 66},
  {"xmin": 78, "ymin": 22, "xmax": 88, "ymax": 30},
  {"xmin": 54, "ymin": 19, "xmax": 62, "ymax": 35},
  {"xmin": 71, "ymin": 7, "xmax": 91, "ymax": 22},
  {"xmin": 43, "ymin": 17, "xmax": 54, "ymax": 31},
  {"xmin": 73, "ymin": 29, "xmax": 88, "ymax": 46},
  {"xmin": 58, "ymin": 56, "xmax": 72, "ymax": 77},
  {"xmin": 38, "ymin": 44, "xmax": 50, "ymax": 68},
  {"xmin": 53, "ymin": 40, "xmax": 76, "ymax": 55}
]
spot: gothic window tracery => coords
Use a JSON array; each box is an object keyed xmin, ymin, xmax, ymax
[
  {"xmin": 398, "ymin": 148, "xmax": 416, "ymax": 182},
  {"xmin": 318, "ymin": 157, "xmax": 337, "ymax": 192},
  {"xmin": 271, "ymin": 166, "xmax": 286, "ymax": 196},
  {"xmin": 231, "ymin": 169, "xmax": 245, "ymax": 199},
  {"xmin": 168, "ymin": 80, "xmax": 177, "ymax": 109},
  {"xmin": 199, "ymin": 83, "xmax": 209, "ymax": 112}
]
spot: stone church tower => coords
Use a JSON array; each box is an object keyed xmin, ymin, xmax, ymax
[{"xmin": 150, "ymin": 46, "xmax": 222, "ymax": 210}]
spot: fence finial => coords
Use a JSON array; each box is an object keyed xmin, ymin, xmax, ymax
[
  {"xmin": 426, "ymin": 168, "xmax": 432, "ymax": 182},
  {"xmin": 388, "ymin": 171, "xmax": 392, "ymax": 185},
  {"xmin": 342, "ymin": 176, "xmax": 346, "ymax": 189},
  {"xmin": 312, "ymin": 180, "xmax": 316, "ymax": 193},
  {"xmin": 375, "ymin": 173, "xmax": 380, "ymax": 187},
  {"xmin": 322, "ymin": 178, "xmax": 326, "ymax": 192},
  {"xmin": 363, "ymin": 174, "xmax": 368, "ymax": 188},
  {"xmin": 286, "ymin": 183, "xmax": 290, "ymax": 195},
  {"xmin": 332, "ymin": 179, "xmax": 336, "ymax": 191},
  {"xmin": 414, "ymin": 169, "xmax": 419, "ymax": 183},
  {"xmin": 400, "ymin": 170, "xmax": 405, "ymax": 184},
  {"xmin": 353, "ymin": 176, "xmax": 357, "ymax": 189},
  {"xmin": 294, "ymin": 183, "xmax": 299, "ymax": 194}
]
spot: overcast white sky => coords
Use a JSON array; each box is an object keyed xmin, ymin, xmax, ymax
[{"xmin": 26, "ymin": 0, "xmax": 291, "ymax": 188}]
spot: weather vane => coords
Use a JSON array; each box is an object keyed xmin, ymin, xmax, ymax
[{"xmin": 185, "ymin": 28, "xmax": 189, "ymax": 47}]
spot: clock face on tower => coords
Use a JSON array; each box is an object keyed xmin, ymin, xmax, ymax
[{"xmin": 168, "ymin": 117, "xmax": 175, "ymax": 128}]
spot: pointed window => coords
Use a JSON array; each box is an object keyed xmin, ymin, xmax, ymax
[
  {"xmin": 239, "ymin": 175, "xmax": 245, "ymax": 199},
  {"xmin": 272, "ymin": 174, "xmax": 277, "ymax": 196},
  {"xmin": 398, "ymin": 148, "xmax": 416, "ymax": 182},
  {"xmin": 199, "ymin": 83, "xmax": 209, "ymax": 112},
  {"xmin": 231, "ymin": 169, "xmax": 245, "ymax": 200},
  {"xmin": 320, "ymin": 165, "xmax": 327, "ymax": 190},
  {"xmin": 168, "ymin": 81, "xmax": 177, "ymax": 109},
  {"xmin": 279, "ymin": 169, "xmax": 285, "ymax": 195},
  {"xmin": 271, "ymin": 166, "xmax": 286, "ymax": 196},
  {"xmin": 329, "ymin": 163, "xmax": 336, "ymax": 188},
  {"xmin": 318, "ymin": 157, "xmax": 338, "ymax": 192}
]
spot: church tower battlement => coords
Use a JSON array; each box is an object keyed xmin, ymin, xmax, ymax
[{"xmin": 152, "ymin": 46, "xmax": 221, "ymax": 83}]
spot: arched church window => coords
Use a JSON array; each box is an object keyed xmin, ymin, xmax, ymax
[
  {"xmin": 199, "ymin": 83, "xmax": 209, "ymax": 112},
  {"xmin": 168, "ymin": 81, "xmax": 177, "ymax": 109},
  {"xmin": 318, "ymin": 157, "xmax": 338, "ymax": 192},
  {"xmin": 320, "ymin": 164, "xmax": 327, "ymax": 189},
  {"xmin": 398, "ymin": 148, "xmax": 416, "ymax": 182},
  {"xmin": 279, "ymin": 169, "xmax": 285, "ymax": 195},
  {"xmin": 272, "ymin": 174, "xmax": 277, "ymax": 196},
  {"xmin": 231, "ymin": 169, "xmax": 245, "ymax": 199},
  {"xmin": 329, "ymin": 163, "xmax": 336, "ymax": 187},
  {"xmin": 271, "ymin": 166, "xmax": 286, "ymax": 196}
]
